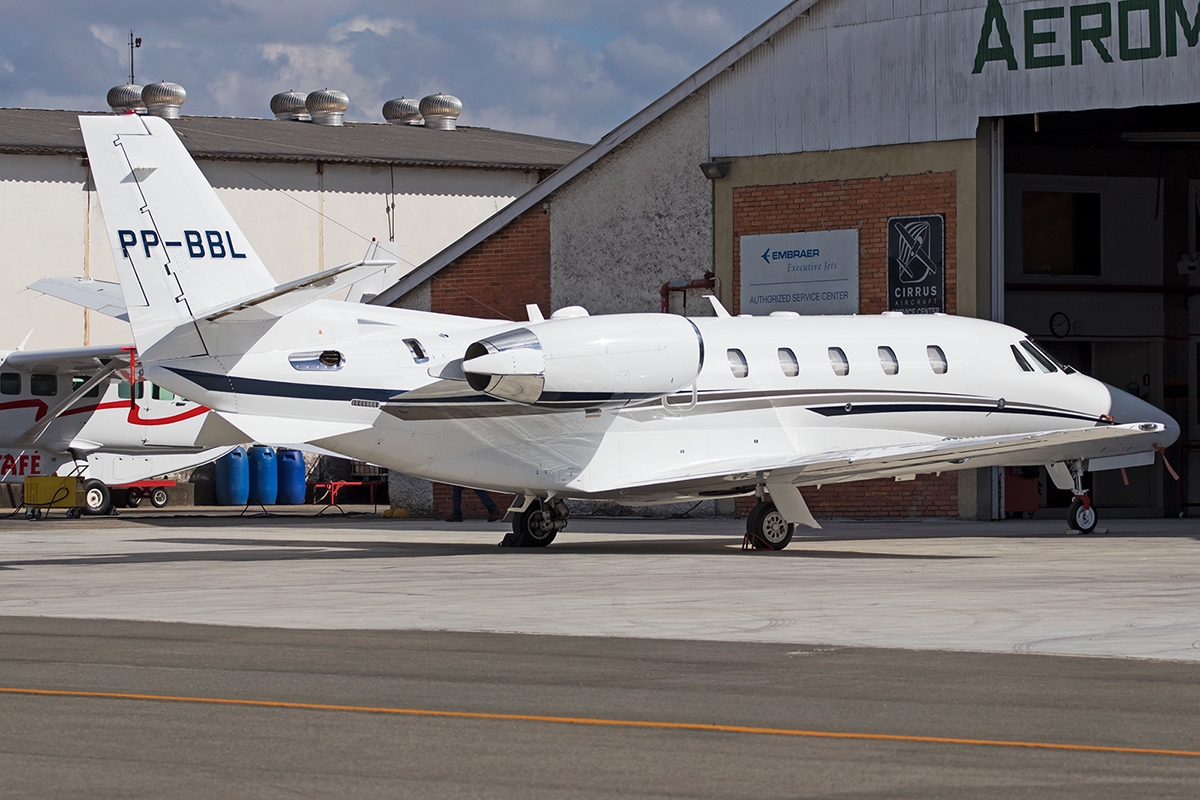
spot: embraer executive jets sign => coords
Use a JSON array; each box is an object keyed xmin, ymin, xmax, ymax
[
  {"xmin": 972, "ymin": 0, "xmax": 1199, "ymax": 73},
  {"xmin": 739, "ymin": 230, "xmax": 859, "ymax": 316}
]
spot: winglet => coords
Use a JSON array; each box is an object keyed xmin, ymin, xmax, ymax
[
  {"xmin": 705, "ymin": 295, "xmax": 730, "ymax": 318},
  {"xmin": 526, "ymin": 304, "xmax": 545, "ymax": 322}
]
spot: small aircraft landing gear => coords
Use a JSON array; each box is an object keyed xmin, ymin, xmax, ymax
[
  {"xmin": 1066, "ymin": 462, "xmax": 1097, "ymax": 534},
  {"xmin": 82, "ymin": 479, "xmax": 113, "ymax": 516},
  {"xmin": 502, "ymin": 498, "xmax": 569, "ymax": 547},
  {"xmin": 744, "ymin": 501, "xmax": 794, "ymax": 551}
]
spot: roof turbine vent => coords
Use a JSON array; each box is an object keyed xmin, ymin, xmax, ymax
[
  {"xmin": 141, "ymin": 81, "xmax": 186, "ymax": 119},
  {"xmin": 306, "ymin": 88, "xmax": 349, "ymax": 126},
  {"xmin": 419, "ymin": 93, "xmax": 462, "ymax": 130},
  {"xmin": 382, "ymin": 97, "xmax": 422, "ymax": 125},
  {"xmin": 107, "ymin": 84, "xmax": 145, "ymax": 114},
  {"xmin": 270, "ymin": 90, "xmax": 311, "ymax": 121}
]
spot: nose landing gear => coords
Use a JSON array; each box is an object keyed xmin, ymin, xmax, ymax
[{"xmin": 1066, "ymin": 462, "xmax": 1097, "ymax": 534}]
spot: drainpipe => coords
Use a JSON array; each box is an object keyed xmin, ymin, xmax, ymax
[{"xmin": 661, "ymin": 272, "xmax": 718, "ymax": 313}]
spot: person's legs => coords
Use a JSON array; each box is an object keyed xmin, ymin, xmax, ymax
[
  {"xmin": 474, "ymin": 489, "xmax": 502, "ymax": 521},
  {"xmin": 445, "ymin": 486, "xmax": 464, "ymax": 522}
]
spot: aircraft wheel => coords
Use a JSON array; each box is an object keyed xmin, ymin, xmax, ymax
[
  {"xmin": 83, "ymin": 479, "xmax": 112, "ymax": 516},
  {"xmin": 747, "ymin": 501, "xmax": 794, "ymax": 550},
  {"xmin": 149, "ymin": 488, "xmax": 170, "ymax": 509},
  {"xmin": 124, "ymin": 488, "xmax": 143, "ymax": 507},
  {"xmin": 1067, "ymin": 498, "xmax": 1097, "ymax": 534},
  {"xmin": 511, "ymin": 505, "xmax": 558, "ymax": 547}
]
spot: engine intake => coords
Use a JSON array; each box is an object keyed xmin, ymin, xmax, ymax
[{"xmin": 462, "ymin": 314, "xmax": 703, "ymax": 406}]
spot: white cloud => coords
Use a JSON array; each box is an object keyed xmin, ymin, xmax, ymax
[
  {"xmin": 604, "ymin": 36, "xmax": 693, "ymax": 81},
  {"xmin": 329, "ymin": 16, "xmax": 414, "ymax": 42}
]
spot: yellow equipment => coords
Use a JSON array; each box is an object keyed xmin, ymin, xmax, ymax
[{"xmin": 23, "ymin": 476, "xmax": 85, "ymax": 510}]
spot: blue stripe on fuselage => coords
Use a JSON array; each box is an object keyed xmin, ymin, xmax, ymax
[{"xmin": 165, "ymin": 367, "xmax": 402, "ymax": 403}]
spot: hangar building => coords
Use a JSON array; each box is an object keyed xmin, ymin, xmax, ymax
[
  {"xmin": 379, "ymin": 0, "xmax": 1200, "ymax": 521},
  {"xmin": 0, "ymin": 90, "xmax": 586, "ymax": 352}
]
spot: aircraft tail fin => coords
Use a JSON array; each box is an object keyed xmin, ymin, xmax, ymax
[{"xmin": 80, "ymin": 114, "xmax": 277, "ymax": 356}]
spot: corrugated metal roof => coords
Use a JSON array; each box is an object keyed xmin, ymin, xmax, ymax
[{"xmin": 0, "ymin": 108, "xmax": 588, "ymax": 171}]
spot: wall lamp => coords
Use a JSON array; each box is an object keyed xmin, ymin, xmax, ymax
[{"xmin": 699, "ymin": 161, "xmax": 730, "ymax": 180}]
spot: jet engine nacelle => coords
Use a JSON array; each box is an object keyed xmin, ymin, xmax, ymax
[{"xmin": 461, "ymin": 313, "xmax": 703, "ymax": 406}]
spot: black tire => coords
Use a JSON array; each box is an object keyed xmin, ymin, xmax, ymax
[
  {"xmin": 124, "ymin": 488, "xmax": 143, "ymax": 507},
  {"xmin": 1068, "ymin": 498, "xmax": 1097, "ymax": 534},
  {"xmin": 149, "ymin": 487, "xmax": 169, "ymax": 508},
  {"xmin": 747, "ymin": 501, "xmax": 794, "ymax": 550},
  {"xmin": 83, "ymin": 479, "xmax": 112, "ymax": 516},
  {"xmin": 511, "ymin": 505, "xmax": 558, "ymax": 547}
]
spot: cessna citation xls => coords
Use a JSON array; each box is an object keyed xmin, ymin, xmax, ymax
[{"xmin": 63, "ymin": 114, "xmax": 1177, "ymax": 546}]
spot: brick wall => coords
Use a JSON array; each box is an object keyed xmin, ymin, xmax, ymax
[
  {"xmin": 430, "ymin": 205, "xmax": 552, "ymax": 320},
  {"xmin": 733, "ymin": 172, "xmax": 959, "ymax": 517},
  {"xmin": 732, "ymin": 173, "xmax": 957, "ymax": 315},
  {"xmin": 734, "ymin": 474, "xmax": 959, "ymax": 519},
  {"xmin": 432, "ymin": 483, "xmax": 516, "ymax": 520}
]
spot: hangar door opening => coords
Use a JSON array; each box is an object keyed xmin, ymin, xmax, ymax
[{"xmin": 1000, "ymin": 104, "xmax": 1200, "ymax": 519}]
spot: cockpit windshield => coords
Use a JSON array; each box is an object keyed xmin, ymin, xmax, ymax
[{"xmin": 1023, "ymin": 339, "xmax": 1076, "ymax": 374}]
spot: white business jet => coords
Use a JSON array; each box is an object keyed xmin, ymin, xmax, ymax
[
  {"xmin": 68, "ymin": 113, "xmax": 1177, "ymax": 545},
  {"xmin": 0, "ymin": 341, "xmax": 236, "ymax": 514}
]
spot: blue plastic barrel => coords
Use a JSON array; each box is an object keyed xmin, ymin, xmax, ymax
[
  {"xmin": 215, "ymin": 447, "xmax": 249, "ymax": 506},
  {"xmin": 277, "ymin": 449, "xmax": 307, "ymax": 505},
  {"xmin": 248, "ymin": 445, "xmax": 278, "ymax": 505}
]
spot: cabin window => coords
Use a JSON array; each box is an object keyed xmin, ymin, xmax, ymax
[
  {"xmin": 828, "ymin": 347, "xmax": 849, "ymax": 377},
  {"xmin": 71, "ymin": 376, "xmax": 102, "ymax": 398},
  {"xmin": 1020, "ymin": 341, "xmax": 1058, "ymax": 373},
  {"xmin": 727, "ymin": 348, "xmax": 749, "ymax": 379},
  {"xmin": 778, "ymin": 348, "xmax": 799, "ymax": 377},
  {"xmin": 878, "ymin": 346, "xmax": 899, "ymax": 376},
  {"xmin": 926, "ymin": 345, "xmax": 948, "ymax": 375},
  {"xmin": 0, "ymin": 373, "xmax": 19, "ymax": 395},
  {"xmin": 1011, "ymin": 345, "xmax": 1034, "ymax": 372},
  {"xmin": 404, "ymin": 338, "xmax": 429, "ymax": 364},
  {"xmin": 118, "ymin": 381, "xmax": 145, "ymax": 400},
  {"xmin": 30, "ymin": 374, "xmax": 57, "ymax": 397},
  {"xmin": 289, "ymin": 351, "xmax": 345, "ymax": 371},
  {"xmin": 151, "ymin": 384, "xmax": 175, "ymax": 401}
]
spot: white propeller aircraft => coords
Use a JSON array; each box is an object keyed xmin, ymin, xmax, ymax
[
  {"xmin": 0, "ymin": 341, "xmax": 235, "ymax": 514},
  {"xmin": 64, "ymin": 113, "xmax": 1177, "ymax": 545}
]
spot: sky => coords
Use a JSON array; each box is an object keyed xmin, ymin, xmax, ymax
[{"xmin": 0, "ymin": 1, "xmax": 787, "ymax": 143}]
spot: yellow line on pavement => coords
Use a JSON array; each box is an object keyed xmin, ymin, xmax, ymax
[{"xmin": 3, "ymin": 686, "xmax": 1198, "ymax": 758}]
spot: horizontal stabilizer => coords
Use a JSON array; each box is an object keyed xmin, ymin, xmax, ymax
[
  {"xmin": 28, "ymin": 277, "xmax": 129, "ymax": 320},
  {"xmin": 206, "ymin": 259, "xmax": 395, "ymax": 323}
]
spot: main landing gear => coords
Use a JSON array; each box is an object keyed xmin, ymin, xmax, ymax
[
  {"xmin": 501, "ymin": 498, "xmax": 570, "ymax": 547},
  {"xmin": 744, "ymin": 500, "xmax": 794, "ymax": 550},
  {"xmin": 1066, "ymin": 461, "xmax": 1097, "ymax": 534}
]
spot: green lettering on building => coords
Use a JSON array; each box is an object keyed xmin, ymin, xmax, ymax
[
  {"xmin": 1025, "ymin": 6, "xmax": 1066, "ymax": 68},
  {"xmin": 1166, "ymin": 0, "xmax": 1200, "ymax": 55},
  {"xmin": 973, "ymin": 0, "xmax": 1018, "ymax": 73},
  {"xmin": 1071, "ymin": 3, "xmax": 1114, "ymax": 64},
  {"xmin": 973, "ymin": 0, "xmax": 1199, "ymax": 72}
]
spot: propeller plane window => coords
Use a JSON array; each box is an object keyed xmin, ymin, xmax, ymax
[
  {"xmin": 778, "ymin": 348, "xmax": 799, "ymax": 377},
  {"xmin": 926, "ymin": 345, "xmax": 948, "ymax": 375},
  {"xmin": 30, "ymin": 374, "xmax": 57, "ymax": 397},
  {"xmin": 727, "ymin": 348, "xmax": 749, "ymax": 378},
  {"xmin": 828, "ymin": 347, "xmax": 849, "ymax": 377},
  {"xmin": 878, "ymin": 346, "xmax": 899, "ymax": 375},
  {"xmin": 71, "ymin": 376, "xmax": 102, "ymax": 398},
  {"xmin": 151, "ymin": 384, "xmax": 174, "ymax": 401},
  {"xmin": 1011, "ymin": 345, "xmax": 1034, "ymax": 372},
  {"xmin": 0, "ymin": 373, "xmax": 19, "ymax": 395},
  {"xmin": 118, "ymin": 381, "xmax": 145, "ymax": 400}
]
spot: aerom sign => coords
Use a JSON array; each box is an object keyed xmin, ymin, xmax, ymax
[{"xmin": 972, "ymin": 0, "xmax": 1199, "ymax": 73}]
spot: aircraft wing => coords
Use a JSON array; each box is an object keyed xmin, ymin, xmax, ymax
[
  {"xmin": 28, "ymin": 277, "xmax": 130, "ymax": 321},
  {"xmin": 1, "ymin": 343, "xmax": 132, "ymax": 371},
  {"xmin": 600, "ymin": 422, "xmax": 1169, "ymax": 498}
]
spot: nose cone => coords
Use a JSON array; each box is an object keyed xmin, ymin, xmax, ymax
[{"xmin": 1104, "ymin": 383, "xmax": 1180, "ymax": 447}]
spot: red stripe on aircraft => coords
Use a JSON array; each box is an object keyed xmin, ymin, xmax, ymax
[{"xmin": 0, "ymin": 399, "xmax": 48, "ymax": 421}]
